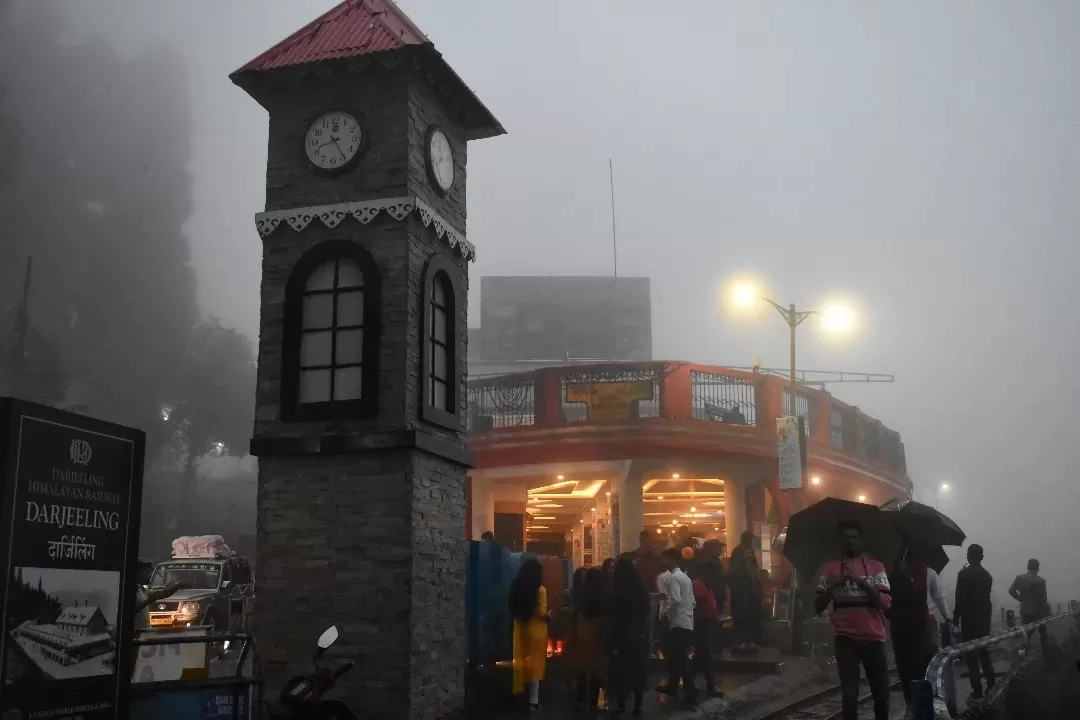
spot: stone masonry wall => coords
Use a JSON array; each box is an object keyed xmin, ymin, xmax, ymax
[
  {"xmin": 408, "ymin": 451, "xmax": 468, "ymax": 717},
  {"xmin": 255, "ymin": 453, "xmax": 414, "ymax": 713}
]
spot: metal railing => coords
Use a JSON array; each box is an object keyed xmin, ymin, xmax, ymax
[
  {"xmin": 466, "ymin": 360, "xmax": 910, "ymax": 483},
  {"xmin": 926, "ymin": 607, "xmax": 1080, "ymax": 718}
]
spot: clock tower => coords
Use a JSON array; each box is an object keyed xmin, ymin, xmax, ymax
[{"xmin": 231, "ymin": 1, "xmax": 503, "ymax": 716}]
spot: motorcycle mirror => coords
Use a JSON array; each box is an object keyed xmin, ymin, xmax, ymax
[{"xmin": 317, "ymin": 626, "xmax": 339, "ymax": 651}]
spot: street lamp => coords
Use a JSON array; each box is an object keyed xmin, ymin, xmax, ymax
[
  {"xmin": 919, "ymin": 482, "xmax": 951, "ymax": 509},
  {"xmin": 722, "ymin": 273, "xmax": 864, "ymax": 395}
]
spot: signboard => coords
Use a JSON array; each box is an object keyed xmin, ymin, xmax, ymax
[
  {"xmin": 132, "ymin": 629, "xmax": 208, "ymax": 683},
  {"xmin": 776, "ymin": 416, "xmax": 804, "ymax": 490},
  {"xmin": 0, "ymin": 399, "xmax": 145, "ymax": 720},
  {"xmin": 565, "ymin": 381, "xmax": 653, "ymax": 422},
  {"xmin": 131, "ymin": 689, "xmax": 248, "ymax": 720},
  {"xmin": 479, "ymin": 276, "xmax": 652, "ymax": 363}
]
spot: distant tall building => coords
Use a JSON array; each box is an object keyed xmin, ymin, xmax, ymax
[{"xmin": 470, "ymin": 276, "xmax": 652, "ymax": 377}]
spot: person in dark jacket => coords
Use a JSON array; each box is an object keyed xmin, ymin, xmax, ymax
[
  {"xmin": 952, "ymin": 544, "xmax": 995, "ymax": 700},
  {"xmin": 573, "ymin": 568, "xmax": 609, "ymax": 711},
  {"xmin": 688, "ymin": 561, "xmax": 724, "ymax": 698},
  {"xmin": 729, "ymin": 530, "xmax": 761, "ymax": 653},
  {"xmin": 888, "ymin": 532, "xmax": 933, "ymax": 711},
  {"xmin": 1009, "ymin": 558, "xmax": 1049, "ymax": 650},
  {"xmin": 608, "ymin": 558, "xmax": 650, "ymax": 716}
]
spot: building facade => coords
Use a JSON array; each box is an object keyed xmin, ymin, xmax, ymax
[{"xmin": 466, "ymin": 361, "xmax": 910, "ymax": 582}]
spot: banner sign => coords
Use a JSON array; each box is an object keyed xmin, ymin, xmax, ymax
[
  {"xmin": 0, "ymin": 399, "xmax": 145, "ymax": 720},
  {"xmin": 776, "ymin": 416, "xmax": 804, "ymax": 490},
  {"xmin": 610, "ymin": 498, "xmax": 621, "ymax": 558},
  {"xmin": 565, "ymin": 381, "xmax": 653, "ymax": 422},
  {"xmin": 595, "ymin": 517, "xmax": 612, "ymax": 563}
]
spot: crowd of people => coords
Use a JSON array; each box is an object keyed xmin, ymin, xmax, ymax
[
  {"xmin": 507, "ymin": 528, "xmax": 766, "ymax": 713},
  {"xmin": 506, "ymin": 520, "xmax": 1054, "ymax": 718},
  {"xmin": 814, "ymin": 520, "xmax": 1053, "ymax": 720}
]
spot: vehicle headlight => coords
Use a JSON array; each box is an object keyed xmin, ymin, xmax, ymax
[{"xmin": 179, "ymin": 602, "xmax": 201, "ymax": 615}]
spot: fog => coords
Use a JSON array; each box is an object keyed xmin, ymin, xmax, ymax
[{"xmin": 3, "ymin": 1, "xmax": 1079, "ymax": 602}]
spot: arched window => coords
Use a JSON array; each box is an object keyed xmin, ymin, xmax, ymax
[
  {"xmin": 282, "ymin": 240, "xmax": 380, "ymax": 420},
  {"xmin": 421, "ymin": 257, "xmax": 459, "ymax": 429},
  {"xmin": 427, "ymin": 273, "xmax": 451, "ymax": 410},
  {"xmin": 298, "ymin": 257, "xmax": 364, "ymax": 403}
]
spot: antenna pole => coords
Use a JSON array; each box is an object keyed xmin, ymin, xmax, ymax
[
  {"xmin": 8, "ymin": 255, "xmax": 32, "ymax": 393},
  {"xmin": 609, "ymin": 159, "xmax": 618, "ymax": 279}
]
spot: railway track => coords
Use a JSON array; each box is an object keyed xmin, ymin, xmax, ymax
[{"xmin": 752, "ymin": 666, "xmax": 901, "ymax": 720}]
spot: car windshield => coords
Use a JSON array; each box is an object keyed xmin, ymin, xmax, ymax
[{"xmin": 149, "ymin": 562, "xmax": 221, "ymax": 590}]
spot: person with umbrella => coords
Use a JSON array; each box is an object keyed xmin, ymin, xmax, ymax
[
  {"xmin": 813, "ymin": 519, "xmax": 892, "ymax": 720},
  {"xmin": 887, "ymin": 529, "xmax": 938, "ymax": 714}
]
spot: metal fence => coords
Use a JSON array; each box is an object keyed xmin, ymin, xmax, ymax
[
  {"xmin": 927, "ymin": 607, "xmax": 1080, "ymax": 718},
  {"xmin": 467, "ymin": 373, "xmax": 536, "ymax": 429},
  {"xmin": 690, "ymin": 370, "xmax": 758, "ymax": 426}
]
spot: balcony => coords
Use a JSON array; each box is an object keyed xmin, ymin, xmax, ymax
[{"xmin": 467, "ymin": 361, "xmax": 909, "ymax": 487}]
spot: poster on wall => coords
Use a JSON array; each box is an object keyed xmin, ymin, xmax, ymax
[
  {"xmin": 0, "ymin": 399, "xmax": 145, "ymax": 720},
  {"xmin": 595, "ymin": 516, "xmax": 612, "ymax": 562}
]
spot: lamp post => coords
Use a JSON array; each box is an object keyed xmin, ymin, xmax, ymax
[
  {"xmin": 723, "ymin": 274, "xmax": 864, "ymax": 655},
  {"xmin": 921, "ymin": 482, "xmax": 950, "ymax": 509},
  {"xmin": 762, "ymin": 299, "xmax": 816, "ymax": 414},
  {"xmin": 723, "ymin": 275, "xmax": 863, "ymax": 411}
]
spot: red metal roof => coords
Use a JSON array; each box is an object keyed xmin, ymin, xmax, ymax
[
  {"xmin": 234, "ymin": 0, "xmax": 429, "ymax": 74},
  {"xmin": 232, "ymin": 0, "xmax": 504, "ymax": 139}
]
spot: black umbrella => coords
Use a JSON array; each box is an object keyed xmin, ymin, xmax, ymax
[
  {"xmin": 783, "ymin": 497, "xmax": 902, "ymax": 578},
  {"xmin": 879, "ymin": 499, "xmax": 965, "ymax": 548},
  {"xmin": 901, "ymin": 542, "xmax": 951, "ymax": 574}
]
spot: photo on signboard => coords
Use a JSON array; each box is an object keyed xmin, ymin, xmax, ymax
[{"xmin": 3, "ymin": 567, "xmax": 120, "ymax": 685}]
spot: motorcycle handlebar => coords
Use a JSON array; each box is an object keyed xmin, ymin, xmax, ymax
[{"xmin": 330, "ymin": 660, "xmax": 354, "ymax": 680}]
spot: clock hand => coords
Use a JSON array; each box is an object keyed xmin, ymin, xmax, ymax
[
  {"xmin": 317, "ymin": 136, "xmax": 340, "ymax": 149},
  {"xmin": 332, "ymin": 138, "xmax": 347, "ymax": 160}
]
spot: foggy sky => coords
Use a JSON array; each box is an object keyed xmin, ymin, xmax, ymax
[{"xmin": 63, "ymin": 1, "xmax": 1080, "ymax": 601}]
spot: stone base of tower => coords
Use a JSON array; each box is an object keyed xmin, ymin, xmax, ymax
[{"xmin": 253, "ymin": 447, "xmax": 467, "ymax": 719}]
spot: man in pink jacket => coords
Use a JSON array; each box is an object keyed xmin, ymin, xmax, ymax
[{"xmin": 814, "ymin": 520, "xmax": 893, "ymax": 720}]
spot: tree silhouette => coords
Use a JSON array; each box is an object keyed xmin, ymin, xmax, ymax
[{"xmin": 0, "ymin": 1, "xmax": 197, "ymax": 450}]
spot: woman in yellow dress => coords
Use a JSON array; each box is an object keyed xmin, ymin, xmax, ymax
[{"xmin": 510, "ymin": 558, "xmax": 548, "ymax": 710}]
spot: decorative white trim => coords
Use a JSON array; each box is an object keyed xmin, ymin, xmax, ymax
[{"xmin": 254, "ymin": 196, "xmax": 475, "ymax": 261}]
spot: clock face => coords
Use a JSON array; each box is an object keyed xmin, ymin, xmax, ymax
[
  {"xmin": 427, "ymin": 127, "xmax": 455, "ymax": 193},
  {"xmin": 305, "ymin": 111, "xmax": 362, "ymax": 171}
]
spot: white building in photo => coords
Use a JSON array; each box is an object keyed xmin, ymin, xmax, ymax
[{"xmin": 13, "ymin": 605, "xmax": 113, "ymax": 667}]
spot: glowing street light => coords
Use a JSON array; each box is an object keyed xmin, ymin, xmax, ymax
[
  {"xmin": 811, "ymin": 476, "xmax": 821, "ymax": 486},
  {"xmin": 857, "ymin": 494, "xmax": 867, "ymax": 502},
  {"xmin": 720, "ymin": 273, "xmax": 865, "ymax": 391},
  {"xmin": 939, "ymin": 483, "xmax": 950, "ymax": 492}
]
